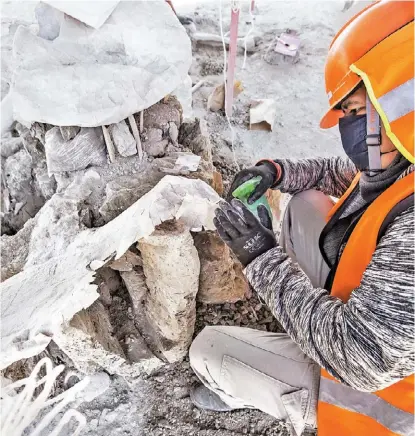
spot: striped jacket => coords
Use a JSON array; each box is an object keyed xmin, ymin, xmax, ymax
[{"xmin": 245, "ymin": 156, "xmax": 414, "ymax": 392}]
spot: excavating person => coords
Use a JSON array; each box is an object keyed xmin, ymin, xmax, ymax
[{"xmin": 189, "ymin": 2, "xmax": 414, "ymax": 435}]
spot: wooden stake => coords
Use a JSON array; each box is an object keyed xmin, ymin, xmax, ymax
[
  {"xmin": 225, "ymin": 7, "xmax": 240, "ymax": 117},
  {"xmin": 139, "ymin": 111, "xmax": 144, "ymax": 134},
  {"xmin": 192, "ymin": 80, "xmax": 205, "ymax": 94},
  {"xmin": 102, "ymin": 125, "xmax": 116, "ymax": 163},
  {"xmin": 128, "ymin": 115, "xmax": 143, "ymax": 160}
]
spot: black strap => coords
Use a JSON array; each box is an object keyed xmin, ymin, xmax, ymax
[
  {"xmin": 324, "ymin": 192, "xmax": 414, "ymax": 292},
  {"xmin": 377, "ymin": 194, "xmax": 414, "ymax": 243}
]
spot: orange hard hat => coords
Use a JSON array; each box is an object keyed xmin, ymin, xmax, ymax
[{"xmin": 320, "ymin": 0, "xmax": 415, "ymax": 130}]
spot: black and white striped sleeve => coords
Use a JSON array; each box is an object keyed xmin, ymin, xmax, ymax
[
  {"xmin": 245, "ymin": 207, "xmax": 415, "ymax": 392},
  {"xmin": 274, "ymin": 156, "xmax": 358, "ymax": 198}
]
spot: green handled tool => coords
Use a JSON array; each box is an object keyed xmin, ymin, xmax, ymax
[{"xmin": 231, "ymin": 176, "xmax": 272, "ymax": 220}]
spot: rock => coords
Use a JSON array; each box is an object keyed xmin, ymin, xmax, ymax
[
  {"xmin": 178, "ymin": 118, "xmax": 211, "ymax": 156},
  {"xmin": 200, "ymin": 59, "xmax": 224, "ymax": 76},
  {"xmin": 53, "ymin": 323, "xmax": 163, "ymax": 377},
  {"xmin": 1, "ymin": 137, "xmax": 22, "ymax": 158},
  {"xmin": 12, "ymin": 2, "xmax": 191, "ymax": 127},
  {"xmin": 2, "ymin": 149, "xmax": 46, "ymax": 235},
  {"xmin": 146, "ymin": 139, "xmax": 169, "ymax": 158},
  {"xmin": 77, "ymin": 372, "xmax": 111, "ymax": 403},
  {"xmin": 173, "ymin": 386, "xmax": 190, "ymax": 400},
  {"xmin": 124, "ymin": 333, "xmax": 155, "ymax": 362},
  {"xmin": 60, "ymin": 126, "xmax": 81, "ymax": 142},
  {"xmin": 194, "ymin": 232, "xmax": 248, "ymax": 304},
  {"xmin": 139, "ymin": 221, "xmax": 200, "ymax": 362},
  {"xmin": 14, "ymin": 123, "xmax": 44, "ymax": 162},
  {"xmin": 120, "ymin": 268, "xmax": 162, "ymax": 359},
  {"xmin": 171, "ymin": 75, "xmax": 193, "ymax": 119},
  {"xmin": 99, "ymin": 169, "xmax": 164, "ymax": 223},
  {"xmin": 212, "ymin": 170, "xmax": 224, "ymax": 196},
  {"xmin": 1, "ymin": 218, "xmax": 36, "ymax": 281},
  {"xmin": 168, "ymin": 122, "xmax": 179, "ymax": 144},
  {"xmin": 44, "ymin": 127, "xmax": 107, "ymax": 174},
  {"xmin": 71, "ymin": 300, "xmax": 125, "ymax": 358},
  {"xmin": 25, "ymin": 170, "xmax": 102, "ymax": 268},
  {"xmin": 145, "ymin": 128, "xmax": 163, "ymax": 143},
  {"xmin": 30, "ymin": 122, "xmax": 47, "ymax": 145},
  {"xmin": 143, "ymin": 98, "xmax": 182, "ymax": 132},
  {"xmin": 43, "ymin": 1, "xmax": 120, "ymax": 29},
  {"xmin": 143, "ymin": 128, "xmax": 168, "ymax": 158},
  {"xmin": 265, "ymin": 189, "xmax": 283, "ymax": 226},
  {"xmin": 34, "ymin": 161, "xmax": 56, "ymax": 199},
  {"xmin": 1, "ymin": 176, "xmax": 219, "ymax": 369},
  {"xmin": 109, "ymin": 250, "xmax": 142, "ymax": 272},
  {"xmin": 97, "ymin": 267, "xmax": 123, "ymax": 296},
  {"xmin": 207, "ymin": 81, "xmax": 243, "ymax": 112},
  {"xmin": 109, "ymin": 121, "xmax": 137, "ymax": 157},
  {"xmin": 120, "ymin": 270, "xmax": 147, "ymax": 309}
]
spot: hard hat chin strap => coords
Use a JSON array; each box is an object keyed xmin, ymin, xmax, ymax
[{"xmin": 366, "ymin": 94, "xmax": 382, "ymax": 175}]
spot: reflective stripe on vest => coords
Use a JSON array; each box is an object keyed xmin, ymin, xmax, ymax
[
  {"xmin": 318, "ymin": 172, "xmax": 415, "ymax": 436},
  {"xmin": 320, "ymin": 378, "xmax": 414, "ymax": 436}
]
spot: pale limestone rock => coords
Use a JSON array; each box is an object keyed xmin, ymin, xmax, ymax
[
  {"xmin": 1, "ymin": 176, "xmax": 219, "ymax": 369},
  {"xmin": 12, "ymin": 2, "xmax": 191, "ymax": 127},
  {"xmin": 1, "ymin": 137, "xmax": 22, "ymax": 158},
  {"xmin": 139, "ymin": 221, "xmax": 200, "ymax": 362},
  {"xmin": 171, "ymin": 75, "xmax": 193, "ymax": 119},
  {"xmin": 2, "ymin": 149, "xmax": 45, "ymax": 235},
  {"xmin": 109, "ymin": 120, "xmax": 137, "ymax": 157},
  {"xmin": 43, "ymin": 1, "xmax": 120, "ymax": 29},
  {"xmin": 59, "ymin": 126, "xmax": 80, "ymax": 142},
  {"xmin": 194, "ymin": 232, "xmax": 248, "ymax": 304},
  {"xmin": 44, "ymin": 127, "xmax": 107, "ymax": 174},
  {"xmin": 53, "ymin": 325, "xmax": 162, "ymax": 377}
]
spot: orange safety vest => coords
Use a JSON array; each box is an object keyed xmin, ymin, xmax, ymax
[{"xmin": 317, "ymin": 171, "xmax": 414, "ymax": 436}]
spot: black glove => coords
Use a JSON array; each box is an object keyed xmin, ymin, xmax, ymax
[
  {"xmin": 227, "ymin": 161, "xmax": 280, "ymax": 204},
  {"xmin": 214, "ymin": 199, "xmax": 276, "ymax": 267}
]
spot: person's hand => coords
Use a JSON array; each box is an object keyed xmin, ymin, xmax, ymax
[
  {"xmin": 214, "ymin": 199, "xmax": 276, "ymax": 267},
  {"xmin": 227, "ymin": 161, "xmax": 281, "ymax": 204}
]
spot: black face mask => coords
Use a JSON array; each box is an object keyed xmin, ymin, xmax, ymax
[{"xmin": 338, "ymin": 114, "xmax": 369, "ymax": 171}]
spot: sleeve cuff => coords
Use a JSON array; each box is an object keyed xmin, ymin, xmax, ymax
[{"xmin": 256, "ymin": 159, "xmax": 283, "ymax": 188}]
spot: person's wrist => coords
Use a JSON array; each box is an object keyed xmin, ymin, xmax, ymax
[{"xmin": 256, "ymin": 160, "xmax": 282, "ymax": 185}]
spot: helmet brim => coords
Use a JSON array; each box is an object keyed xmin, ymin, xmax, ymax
[{"xmin": 320, "ymin": 107, "xmax": 343, "ymax": 129}]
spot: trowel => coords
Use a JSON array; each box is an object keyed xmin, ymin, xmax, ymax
[{"xmin": 232, "ymin": 176, "xmax": 272, "ymax": 220}]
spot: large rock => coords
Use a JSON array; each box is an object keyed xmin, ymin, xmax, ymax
[
  {"xmin": 1, "ymin": 176, "xmax": 219, "ymax": 369},
  {"xmin": 194, "ymin": 232, "xmax": 248, "ymax": 304},
  {"xmin": 139, "ymin": 221, "xmax": 200, "ymax": 362},
  {"xmin": 43, "ymin": 1, "xmax": 119, "ymax": 29},
  {"xmin": 1, "ymin": 218, "xmax": 36, "ymax": 281},
  {"xmin": 44, "ymin": 127, "xmax": 107, "ymax": 174},
  {"xmin": 109, "ymin": 120, "xmax": 137, "ymax": 157},
  {"xmin": 53, "ymin": 323, "xmax": 162, "ymax": 377},
  {"xmin": 1, "ymin": 149, "xmax": 46, "ymax": 235},
  {"xmin": 12, "ymin": 2, "xmax": 191, "ymax": 127}
]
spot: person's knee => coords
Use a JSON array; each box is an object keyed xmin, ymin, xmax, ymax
[
  {"xmin": 189, "ymin": 326, "xmax": 226, "ymax": 380},
  {"xmin": 287, "ymin": 189, "xmax": 334, "ymax": 217}
]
